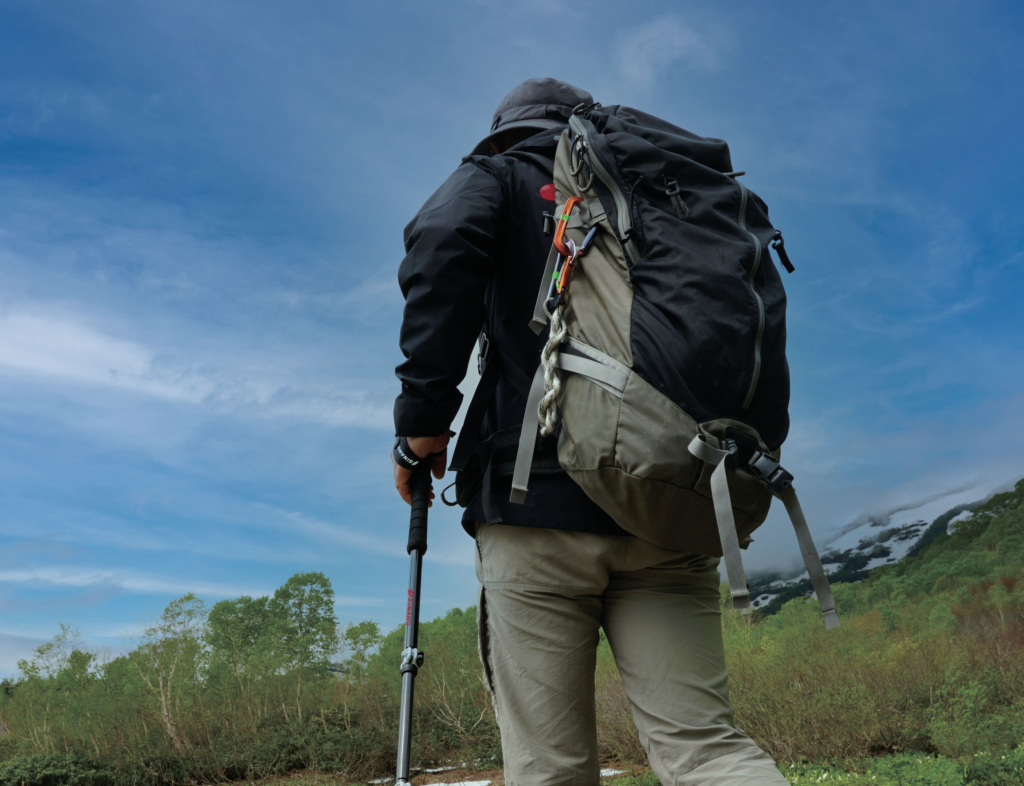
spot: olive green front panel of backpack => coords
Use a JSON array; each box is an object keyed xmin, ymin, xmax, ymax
[
  {"xmin": 565, "ymin": 468, "xmax": 714, "ymax": 555},
  {"xmin": 556, "ymin": 372, "xmax": 620, "ymax": 473},
  {"xmin": 558, "ymin": 373, "xmax": 769, "ymax": 555},
  {"xmin": 561, "ymin": 372, "xmax": 712, "ymax": 552},
  {"xmin": 552, "ymin": 131, "xmax": 633, "ymax": 367},
  {"xmin": 569, "ymin": 467, "xmax": 767, "ymax": 557},
  {"xmin": 615, "ymin": 372, "xmax": 703, "ymax": 485}
]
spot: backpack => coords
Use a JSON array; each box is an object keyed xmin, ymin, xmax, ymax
[{"xmin": 505, "ymin": 105, "xmax": 839, "ymax": 628}]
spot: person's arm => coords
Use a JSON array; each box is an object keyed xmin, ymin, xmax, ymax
[{"xmin": 392, "ymin": 161, "xmax": 505, "ymax": 504}]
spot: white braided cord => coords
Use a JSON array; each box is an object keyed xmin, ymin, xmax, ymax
[{"xmin": 538, "ymin": 299, "xmax": 567, "ymax": 437}]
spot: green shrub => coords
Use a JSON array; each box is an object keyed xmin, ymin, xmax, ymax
[{"xmin": 0, "ymin": 753, "xmax": 112, "ymax": 786}]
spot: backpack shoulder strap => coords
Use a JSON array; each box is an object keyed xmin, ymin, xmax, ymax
[{"xmin": 448, "ymin": 334, "xmax": 533, "ymax": 473}]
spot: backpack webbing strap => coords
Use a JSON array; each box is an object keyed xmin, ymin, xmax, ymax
[
  {"xmin": 530, "ymin": 244, "xmax": 561, "ymax": 335},
  {"xmin": 566, "ymin": 199, "xmax": 607, "ymax": 230},
  {"xmin": 449, "ymin": 353, "xmax": 502, "ymax": 473},
  {"xmin": 777, "ymin": 487, "xmax": 841, "ymax": 629},
  {"xmin": 562, "ymin": 338, "xmax": 630, "ymax": 396},
  {"xmin": 687, "ymin": 436, "xmax": 751, "ymax": 611},
  {"xmin": 510, "ymin": 341, "xmax": 632, "ymax": 504},
  {"xmin": 509, "ymin": 364, "xmax": 547, "ymax": 504},
  {"xmin": 687, "ymin": 436, "xmax": 842, "ymax": 629},
  {"xmin": 556, "ymin": 354, "xmax": 628, "ymax": 397},
  {"xmin": 449, "ymin": 341, "xmax": 533, "ymax": 473}
]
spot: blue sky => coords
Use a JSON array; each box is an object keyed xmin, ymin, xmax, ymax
[{"xmin": 1, "ymin": 0, "xmax": 1022, "ymax": 675}]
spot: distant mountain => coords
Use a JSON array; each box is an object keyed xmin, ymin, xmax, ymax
[{"xmin": 747, "ymin": 477, "xmax": 1019, "ymax": 614}]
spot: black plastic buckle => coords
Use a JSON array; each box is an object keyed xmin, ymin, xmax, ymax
[
  {"xmin": 721, "ymin": 428, "xmax": 794, "ymax": 495},
  {"xmin": 477, "ymin": 331, "xmax": 492, "ymax": 375},
  {"xmin": 542, "ymin": 211, "xmax": 555, "ymax": 237},
  {"xmin": 721, "ymin": 427, "xmax": 758, "ymax": 471},
  {"xmin": 746, "ymin": 452, "xmax": 793, "ymax": 493}
]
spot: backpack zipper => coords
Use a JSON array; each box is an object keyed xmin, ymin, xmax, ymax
[
  {"xmin": 568, "ymin": 115, "xmax": 641, "ymax": 266},
  {"xmin": 737, "ymin": 180, "xmax": 765, "ymax": 409}
]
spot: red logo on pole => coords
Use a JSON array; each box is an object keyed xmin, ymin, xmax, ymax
[{"xmin": 406, "ymin": 589, "xmax": 414, "ymax": 626}]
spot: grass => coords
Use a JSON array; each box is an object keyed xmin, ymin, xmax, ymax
[
  {"xmin": 222, "ymin": 752, "xmax": 1024, "ymax": 786},
  {"xmin": 609, "ymin": 748, "xmax": 1024, "ymax": 785}
]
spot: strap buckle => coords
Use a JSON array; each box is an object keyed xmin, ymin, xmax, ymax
[
  {"xmin": 721, "ymin": 428, "xmax": 794, "ymax": 495},
  {"xmin": 477, "ymin": 331, "xmax": 492, "ymax": 375},
  {"xmin": 746, "ymin": 451, "xmax": 794, "ymax": 494}
]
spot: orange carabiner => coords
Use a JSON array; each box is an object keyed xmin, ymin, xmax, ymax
[{"xmin": 552, "ymin": 195, "xmax": 583, "ymax": 257}]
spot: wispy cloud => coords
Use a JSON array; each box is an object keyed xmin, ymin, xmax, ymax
[
  {"xmin": 334, "ymin": 596, "xmax": 386, "ymax": 607},
  {"xmin": 254, "ymin": 507, "xmax": 407, "ymax": 559},
  {"xmin": 0, "ymin": 630, "xmax": 48, "ymax": 676},
  {"xmin": 617, "ymin": 16, "xmax": 721, "ymax": 92},
  {"xmin": 0, "ymin": 306, "xmax": 392, "ymax": 429},
  {"xmin": 0, "ymin": 567, "xmax": 266, "ymax": 599}
]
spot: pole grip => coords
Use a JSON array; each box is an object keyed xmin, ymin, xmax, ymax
[{"xmin": 407, "ymin": 463, "xmax": 430, "ymax": 555}]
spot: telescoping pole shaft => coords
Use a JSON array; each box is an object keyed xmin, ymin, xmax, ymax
[{"xmin": 396, "ymin": 460, "xmax": 430, "ymax": 785}]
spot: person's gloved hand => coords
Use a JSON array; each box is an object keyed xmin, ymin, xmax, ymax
[{"xmin": 392, "ymin": 434, "xmax": 450, "ymax": 506}]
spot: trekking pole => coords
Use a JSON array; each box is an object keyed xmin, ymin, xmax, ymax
[{"xmin": 393, "ymin": 441, "xmax": 435, "ymax": 786}]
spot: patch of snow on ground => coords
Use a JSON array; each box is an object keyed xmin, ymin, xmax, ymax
[
  {"xmin": 600, "ymin": 769, "xmax": 626, "ymax": 777},
  {"xmin": 421, "ymin": 779, "xmax": 490, "ymax": 786},
  {"xmin": 752, "ymin": 593, "xmax": 778, "ymax": 608},
  {"xmin": 771, "ymin": 570, "xmax": 809, "ymax": 588}
]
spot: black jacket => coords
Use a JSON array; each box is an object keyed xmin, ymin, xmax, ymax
[{"xmin": 394, "ymin": 130, "xmax": 625, "ymax": 537}]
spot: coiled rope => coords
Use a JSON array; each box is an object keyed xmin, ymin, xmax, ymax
[{"xmin": 538, "ymin": 298, "xmax": 567, "ymax": 436}]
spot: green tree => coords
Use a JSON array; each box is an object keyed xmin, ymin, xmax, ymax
[
  {"xmin": 15, "ymin": 625, "xmax": 85, "ymax": 752},
  {"xmin": 341, "ymin": 621, "xmax": 383, "ymax": 680},
  {"xmin": 269, "ymin": 573, "xmax": 339, "ymax": 721},
  {"xmin": 988, "ymin": 580, "xmax": 1013, "ymax": 627},
  {"xmin": 131, "ymin": 593, "xmax": 206, "ymax": 753},
  {"xmin": 927, "ymin": 603, "xmax": 958, "ymax": 636},
  {"xmin": 206, "ymin": 595, "xmax": 273, "ymax": 724}
]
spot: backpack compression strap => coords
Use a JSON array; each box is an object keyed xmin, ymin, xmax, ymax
[
  {"xmin": 687, "ymin": 436, "xmax": 752, "ymax": 611},
  {"xmin": 510, "ymin": 339, "xmax": 630, "ymax": 504},
  {"xmin": 687, "ymin": 435, "xmax": 840, "ymax": 629}
]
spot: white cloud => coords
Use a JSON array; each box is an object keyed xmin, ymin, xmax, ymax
[
  {"xmin": 0, "ymin": 306, "xmax": 392, "ymax": 429},
  {"xmin": 0, "ymin": 311, "xmax": 180, "ymax": 397},
  {"xmin": 0, "ymin": 566, "xmax": 265, "ymax": 599},
  {"xmin": 0, "ymin": 630, "xmax": 48, "ymax": 678},
  {"xmin": 256, "ymin": 507, "xmax": 406, "ymax": 559},
  {"xmin": 617, "ymin": 16, "xmax": 720, "ymax": 92},
  {"xmin": 334, "ymin": 596, "xmax": 386, "ymax": 607}
]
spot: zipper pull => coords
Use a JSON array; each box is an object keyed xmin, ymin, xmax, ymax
[
  {"xmin": 542, "ymin": 212, "xmax": 555, "ymax": 237},
  {"xmin": 663, "ymin": 176, "xmax": 689, "ymax": 220},
  {"xmin": 771, "ymin": 230, "xmax": 795, "ymax": 274}
]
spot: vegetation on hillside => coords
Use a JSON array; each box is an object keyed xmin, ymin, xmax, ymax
[{"xmin": 1, "ymin": 479, "xmax": 1022, "ymax": 785}]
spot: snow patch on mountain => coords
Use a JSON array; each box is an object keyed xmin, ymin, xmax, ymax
[{"xmin": 747, "ymin": 476, "xmax": 1015, "ymax": 605}]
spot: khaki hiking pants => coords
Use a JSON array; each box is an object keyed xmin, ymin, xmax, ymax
[{"xmin": 474, "ymin": 523, "xmax": 787, "ymax": 786}]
